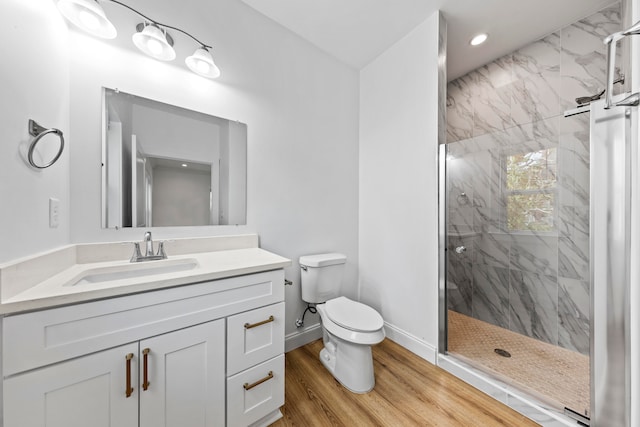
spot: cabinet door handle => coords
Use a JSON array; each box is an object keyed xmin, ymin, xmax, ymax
[
  {"xmin": 243, "ymin": 371, "xmax": 274, "ymax": 390},
  {"xmin": 244, "ymin": 315, "xmax": 274, "ymax": 329},
  {"xmin": 125, "ymin": 353, "xmax": 134, "ymax": 398},
  {"xmin": 142, "ymin": 348, "xmax": 150, "ymax": 391}
]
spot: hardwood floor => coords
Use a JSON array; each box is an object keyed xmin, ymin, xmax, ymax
[{"xmin": 273, "ymin": 339, "xmax": 539, "ymax": 426}]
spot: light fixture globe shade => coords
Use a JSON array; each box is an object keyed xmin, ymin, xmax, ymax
[
  {"xmin": 57, "ymin": 0, "xmax": 117, "ymax": 39},
  {"xmin": 186, "ymin": 47, "xmax": 221, "ymax": 78},
  {"xmin": 132, "ymin": 24, "xmax": 176, "ymax": 61}
]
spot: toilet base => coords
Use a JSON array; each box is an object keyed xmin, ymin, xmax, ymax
[{"xmin": 319, "ymin": 331, "xmax": 375, "ymax": 393}]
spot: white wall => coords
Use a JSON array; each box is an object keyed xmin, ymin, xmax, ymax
[
  {"xmin": 0, "ymin": 0, "xmax": 71, "ymax": 263},
  {"xmin": 63, "ymin": 0, "xmax": 360, "ymax": 339},
  {"xmin": 359, "ymin": 12, "xmax": 441, "ymax": 361},
  {"xmin": 226, "ymin": 122, "xmax": 248, "ymax": 225},
  {"xmin": 131, "ymin": 103, "xmax": 220, "ymax": 163},
  {"xmin": 152, "ymin": 166, "xmax": 211, "ymax": 226}
]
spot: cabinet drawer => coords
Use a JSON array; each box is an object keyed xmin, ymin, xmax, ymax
[
  {"xmin": 227, "ymin": 302, "xmax": 284, "ymax": 375},
  {"xmin": 226, "ymin": 354, "xmax": 284, "ymax": 427}
]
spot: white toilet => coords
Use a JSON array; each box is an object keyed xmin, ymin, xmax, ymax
[{"xmin": 299, "ymin": 253, "xmax": 385, "ymax": 393}]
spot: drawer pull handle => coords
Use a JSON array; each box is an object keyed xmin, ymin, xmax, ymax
[
  {"xmin": 142, "ymin": 348, "xmax": 150, "ymax": 391},
  {"xmin": 125, "ymin": 353, "xmax": 134, "ymax": 398},
  {"xmin": 244, "ymin": 315, "xmax": 274, "ymax": 329},
  {"xmin": 243, "ymin": 371, "xmax": 274, "ymax": 390}
]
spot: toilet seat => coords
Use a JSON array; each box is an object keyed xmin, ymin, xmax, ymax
[
  {"xmin": 325, "ymin": 297, "xmax": 384, "ymax": 332},
  {"xmin": 317, "ymin": 303, "xmax": 385, "ymax": 346}
]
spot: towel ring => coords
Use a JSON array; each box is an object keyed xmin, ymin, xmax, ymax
[{"xmin": 28, "ymin": 119, "xmax": 65, "ymax": 169}]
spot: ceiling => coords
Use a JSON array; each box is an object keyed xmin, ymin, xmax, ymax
[{"xmin": 241, "ymin": 0, "xmax": 617, "ymax": 80}]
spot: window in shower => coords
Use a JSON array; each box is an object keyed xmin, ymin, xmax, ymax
[{"xmin": 504, "ymin": 147, "xmax": 557, "ymax": 232}]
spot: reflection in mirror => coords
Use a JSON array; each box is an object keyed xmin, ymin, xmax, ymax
[{"xmin": 102, "ymin": 88, "xmax": 247, "ymax": 228}]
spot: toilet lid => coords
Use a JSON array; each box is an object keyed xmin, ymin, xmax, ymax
[{"xmin": 325, "ymin": 297, "xmax": 384, "ymax": 332}]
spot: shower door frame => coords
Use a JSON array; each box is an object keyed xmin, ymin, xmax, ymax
[
  {"xmin": 589, "ymin": 98, "xmax": 634, "ymax": 427},
  {"xmin": 437, "ymin": 144, "xmax": 448, "ymax": 354}
]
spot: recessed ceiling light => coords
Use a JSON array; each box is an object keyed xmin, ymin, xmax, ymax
[
  {"xmin": 470, "ymin": 33, "xmax": 488, "ymax": 46},
  {"xmin": 182, "ymin": 163, "xmax": 188, "ymax": 167}
]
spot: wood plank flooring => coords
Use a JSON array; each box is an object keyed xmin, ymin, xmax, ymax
[{"xmin": 273, "ymin": 339, "xmax": 539, "ymax": 426}]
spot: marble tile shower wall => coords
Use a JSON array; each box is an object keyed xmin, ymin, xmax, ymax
[{"xmin": 446, "ymin": 3, "xmax": 621, "ymax": 356}]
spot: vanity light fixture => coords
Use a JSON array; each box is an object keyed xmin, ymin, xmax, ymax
[
  {"xmin": 186, "ymin": 47, "xmax": 221, "ymax": 79},
  {"xmin": 57, "ymin": 0, "xmax": 117, "ymax": 39},
  {"xmin": 56, "ymin": 0, "xmax": 221, "ymax": 78},
  {"xmin": 132, "ymin": 23, "xmax": 176, "ymax": 61},
  {"xmin": 470, "ymin": 33, "xmax": 488, "ymax": 46}
]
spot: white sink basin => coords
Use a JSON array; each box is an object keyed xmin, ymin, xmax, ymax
[{"xmin": 65, "ymin": 258, "xmax": 199, "ymax": 287}]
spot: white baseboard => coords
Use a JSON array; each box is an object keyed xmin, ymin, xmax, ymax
[
  {"xmin": 383, "ymin": 321, "xmax": 437, "ymax": 364},
  {"xmin": 284, "ymin": 321, "xmax": 438, "ymax": 364},
  {"xmin": 285, "ymin": 323, "xmax": 323, "ymax": 352}
]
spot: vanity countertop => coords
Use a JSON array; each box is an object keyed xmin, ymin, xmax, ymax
[{"xmin": 0, "ymin": 235, "xmax": 291, "ymax": 314}]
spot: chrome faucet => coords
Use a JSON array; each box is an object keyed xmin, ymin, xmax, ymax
[
  {"xmin": 130, "ymin": 231, "xmax": 167, "ymax": 262},
  {"xmin": 144, "ymin": 231, "xmax": 154, "ymax": 256}
]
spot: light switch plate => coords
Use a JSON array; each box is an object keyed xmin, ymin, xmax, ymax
[{"xmin": 49, "ymin": 197, "xmax": 59, "ymax": 228}]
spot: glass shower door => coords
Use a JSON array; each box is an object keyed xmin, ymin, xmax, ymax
[{"xmin": 443, "ymin": 114, "xmax": 591, "ymax": 417}]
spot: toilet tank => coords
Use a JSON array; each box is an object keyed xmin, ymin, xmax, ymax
[{"xmin": 299, "ymin": 253, "xmax": 347, "ymax": 303}]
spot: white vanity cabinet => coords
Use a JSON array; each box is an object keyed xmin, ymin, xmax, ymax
[{"xmin": 1, "ymin": 269, "xmax": 286, "ymax": 427}]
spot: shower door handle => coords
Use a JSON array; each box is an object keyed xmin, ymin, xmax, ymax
[
  {"xmin": 604, "ymin": 19, "xmax": 640, "ymax": 108},
  {"xmin": 454, "ymin": 246, "xmax": 466, "ymax": 254},
  {"xmin": 603, "ymin": 31, "xmax": 622, "ymax": 109}
]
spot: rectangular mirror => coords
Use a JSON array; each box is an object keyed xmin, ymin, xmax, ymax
[{"xmin": 102, "ymin": 88, "xmax": 247, "ymax": 228}]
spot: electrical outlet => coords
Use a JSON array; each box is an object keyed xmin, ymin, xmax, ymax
[{"xmin": 49, "ymin": 198, "xmax": 59, "ymax": 228}]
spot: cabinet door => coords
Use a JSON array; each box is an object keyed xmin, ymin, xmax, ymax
[
  {"xmin": 139, "ymin": 319, "xmax": 225, "ymax": 427},
  {"xmin": 4, "ymin": 343, "xmax": 138, "ymax": 427}
]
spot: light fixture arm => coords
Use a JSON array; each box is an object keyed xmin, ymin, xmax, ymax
[{"xmin": 105, "ymin": 0, "xmax": 212, "ymax": 49}]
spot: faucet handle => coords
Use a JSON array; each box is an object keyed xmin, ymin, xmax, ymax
[
  {"xmin": 130, "ymin": 242, "xmax": 142, "ymax": 262},
  {"xmin": 156, "ymin": 241, "xmax": 167, "ymax": 259}
]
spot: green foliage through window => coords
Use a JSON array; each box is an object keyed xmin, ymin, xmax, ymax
[{"xmin": 505, "ymin": 148, "xmax": 557, "ymax": 232}]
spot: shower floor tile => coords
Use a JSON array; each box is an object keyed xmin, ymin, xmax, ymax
[{"xmin": 448, "ymin": 310, "xmax": 590, "ymax": 418}]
